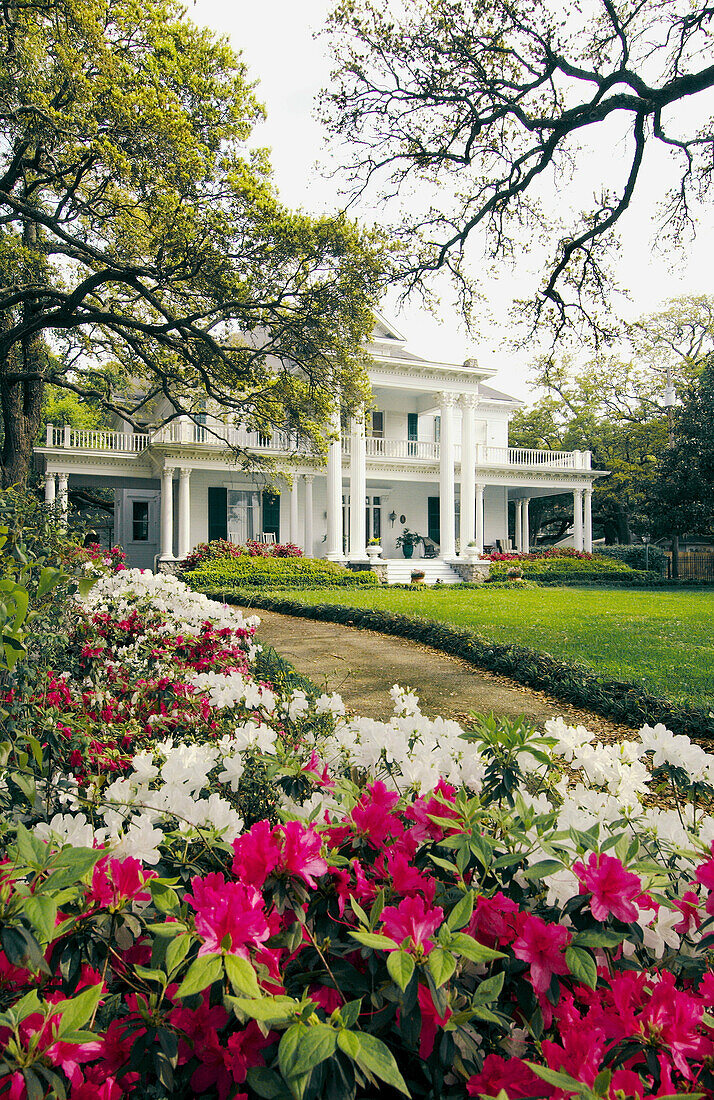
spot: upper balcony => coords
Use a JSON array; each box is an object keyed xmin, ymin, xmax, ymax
[{"xmin": 40, "ymin": 423, "xmax": 593, "ymax": 472}]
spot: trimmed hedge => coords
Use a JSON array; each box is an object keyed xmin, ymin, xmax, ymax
[
  {"xmin": 184, "ymin": 555, "xmax": 379, "ymax": 590},
  {"xmin": 490, "ymin": 556, "xmax": 631, "ymax": 578},
  {"xmin": 594, "ymin": 544, "xmax": 668, "ymax": 575},
  {"xmin": 202, "ymin": 588, "xmax": 714, "ymax": 739}
]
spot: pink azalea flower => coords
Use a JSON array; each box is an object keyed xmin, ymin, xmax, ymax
[
  {"xmin": 380, "ymin": 895, "xmax": 444, "ymax": 954},
  {"xmin": 280, "ymin": 821, "xmax": 327, "ymax": 888},
  {"xmin": 672, "ymin": 890, "xmax": 702, "ymax": 934},
  {"xmin": 639, "ymin": 972, "xmax": 713, "ymax": 1080},
  {"xmin": 512, "ymin": 913, "xmax": 570, "ymax": 994},
  {"xmin": 466, "ymin": 891, "xmax": 520, "ymax": 948},
  {"xmin": 351, "ymin": 780, "xmax": 401, "ymax": 846},
  {"xmin": 232, "ymin": 820, "xmax": 282, "ymax": 888},
  {"xmin": 573, "ymin": 851, "xmax": 642, "ymax": 923},
  {"xmin": 415, "ymin": 984, "xmax": 451, "ymax": 1058},
  {"xmin": 376, "ymin": 850, "xmax": 436, "ymax": 904},
  {"xmin": 466, "ymin": 1053, "xmax": 551, "ymax": 1098},
  {"xmin": 186, "ymin": 872, "xmax": 269, "ymax": 957},
  {"xmin": 695, "ymin": 853, "xmax": 714, "ymax": 914},
  {"xmin": 88, "ymin": 856, "xmax": 156, "ymax": 909}
]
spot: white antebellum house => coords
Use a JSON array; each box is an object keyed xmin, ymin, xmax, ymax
[{"xmin": 35, "ymin": 317, "xmax": 603, "ymax": 577}]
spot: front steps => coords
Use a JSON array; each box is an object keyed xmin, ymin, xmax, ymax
[{"xmin": 382, "ymin": 558, "xmax": 462, "ymax": 585}]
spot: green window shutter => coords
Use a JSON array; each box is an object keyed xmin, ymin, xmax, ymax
[
  {"xmin": 208, "ymin": 487, "xmax": 227, "ymax": 542},
  {"xmin": 262, "ymin": 492, "xmax": 280, "ymax": 539},
  {"xmin": 428, "ymin": 496, "xmax": 440, "ymax": 544},
  {"xmin": 407, "ymin": 413, "xmax": 418, "ymax": 441}
]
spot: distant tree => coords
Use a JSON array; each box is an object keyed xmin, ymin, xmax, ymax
[
  {"xmin": 650, "ymin": 357, "xmax": 714, "ymax": 540},
  {"xmin": 0, "ymin": 0, "xmax": 386, "ymax": 487},
  {"xmin": 323, "ymin": 0, "xmax": 714, "ymax": 340}
]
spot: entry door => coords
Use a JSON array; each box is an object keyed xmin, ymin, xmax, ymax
[
  {"xmin": 121, "ymin": 490, "xmax": 160, "ymax": 569},
  {"xmin": 427, "ymin": 496, "xmax": 440, "ymax": 544}
]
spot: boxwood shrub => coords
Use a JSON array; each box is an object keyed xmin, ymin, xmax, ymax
[
  {"xmin": 206, "ymin": 589, "xmax": 714, "ymax": 739},
  {"xmin": 490, "ymin": 555, "xmax": 631, "ymax": 578},
  {"xmin": 184, "ymin": 555, "xmax": 380, "ymax": 590},
  {"xmin": 594, "ymin": 544, "xmax": 668, "ymax": 575}
]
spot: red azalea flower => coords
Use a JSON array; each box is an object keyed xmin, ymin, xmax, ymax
[
  {"xmin": 351, "ymin": 780, "xmax": 401, "ymax": 846},
  {"xmin": 467, "ymin": 1053, "xmax": 551, "ymax": 1098},
  {"xmin": 232, "ymin": 820, "xmax": 282, "ymax": 888},
  {"xmin": 512, "ymin": 913, "xmax": 570, "ymax": 994},
  {"xmin": 573, "ymin": 851, "xmax": 642, "ymax": 923},
  {"xmin": 280, "ymin": 821, "xmax": 328, "ymax": 888},
  {"xmin": 88, "ymin": 857, "xmax": 156, "ymax": 909},
  {"xmin": 380, "ymin": 895, "xmax": 444, "ymax": 954}
]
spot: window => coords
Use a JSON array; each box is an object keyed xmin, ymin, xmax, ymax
[
  {"xmin": 407, "ymin": 412, "xmax": 418, "ymax": 456},
  {"xmin": 434, "ymin": 415, "xmax": 441, "ymax": 443},
  {"xmin": 369, "ymin": 411, "xmax": 384, "ymax": 438},
  {"xmin": 132, "ymin": 500, "xmax": 149, "ymax": 542},
  {"xmin": 365, "ymin": 495, "xmax": 381, "ymax": 541},
  {"xmin": 227, "ymin": 490, "xmax": 260, "ymax": 543}
]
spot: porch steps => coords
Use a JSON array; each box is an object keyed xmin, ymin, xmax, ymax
[{"xmin": 383, "ymin": 559, "xmax": 462, "ymax": 585}]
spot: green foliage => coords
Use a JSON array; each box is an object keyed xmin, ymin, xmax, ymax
[
  {"xmin": 185, "ymin": 556, "xmax": 380, "ymax": 590},
  {"xmin": 592, "ymin": 544, "xmax": 667, "ymax": 575},
  {"xmin": 489, "ymin": 556, "xmax": 631, "ymax": 579}
]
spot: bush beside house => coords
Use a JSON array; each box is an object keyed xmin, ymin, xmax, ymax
[{"xmin": 183, "ymin": 555, "xmax": 380, "ymax": 590}]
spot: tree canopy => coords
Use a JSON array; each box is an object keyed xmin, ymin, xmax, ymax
[
  {"xmin": 0, "ymin": 0, "xmax": 386, "ymax": 486},
  {"xmin": 322, "ymin": 0, "xmax": 714, "ymax": 339}
]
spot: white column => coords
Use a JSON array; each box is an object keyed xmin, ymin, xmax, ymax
[
  {"xmin": 522, "ymin": 497, "xmax": 530, "ymax": 553},
  {"xmin": 439, "ymin": 391, "xmax": 457, "ymax": 559},
  {"xmin": 515, "ymin": 499, "xmax": 523, "ymax": 551},
  {"xmin": 475, "ymin": 483, "xmax": 485, "ymax": 554},
  {"xmin": 459, "ymin": 395, "xmax": 477, "ymax": 554},
  {"xmin": 160, "ymin": 465, "xmax": 175, "ymax": 560},
  {"xmin": 44, "ymin": 473, "xmax": 56, "ymax": 505},
  {"xmin": 325, "ymin": 403, "xmax": 343, "ymax": 560},
  {"xmin": 349, "ymin": 413, "xmax": 367, "ymax": 559},
  {"xmin": 583, "ymin": 488, "xmax": 593, "ymax": 552},
  {"xmin": 57, "ymin": 473, "xmax": 68, "ymax": 527},
  {"xmin": 289, "ymin": 478, "xmax": 300, "ymax": 548},
  {"xmin": 177, "ymin": 467, "xmax": 191, "ymax": 559},
  {"xmin": 304, "ymin": 475, "xmax": 314, "ymax": 558},
  {"xmin": 573, "ymin": 487, "xmax": 584, "ymax": 551}
]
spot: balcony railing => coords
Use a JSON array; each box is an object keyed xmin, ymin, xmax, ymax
[{"xmin": 42, "ymin": 423, "xmax": 592, "ymax": 471}]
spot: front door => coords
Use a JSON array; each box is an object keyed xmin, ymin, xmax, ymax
[
  {"xmin": 119, "ymin": 489, "xmax": 160, "ymax": 569},
  {"xmin": 428, "ymin": 496, "xmax": 440, "ymax": 544}
]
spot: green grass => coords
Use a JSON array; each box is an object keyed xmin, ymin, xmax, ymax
[{"xmin": 254, "ymin": 586, "xmax": 714, "ymax": 708}]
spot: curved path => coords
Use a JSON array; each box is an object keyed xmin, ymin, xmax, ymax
[{"xmin": 246, "ymin": 606, "xmax": 638, "ymax": 740}]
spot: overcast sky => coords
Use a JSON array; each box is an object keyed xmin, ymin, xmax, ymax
[{"xmin": 193, "ymin": 0, "xmax": 713, "ymax": 401}]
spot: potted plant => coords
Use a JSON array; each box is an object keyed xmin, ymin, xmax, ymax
[
  {"xmin": 366, "ymin": 536, "xmax": 382, "ymax": 560},
  {"xmin": 395, "ymin": 528, "xmax": 422, "ymax": 559}
]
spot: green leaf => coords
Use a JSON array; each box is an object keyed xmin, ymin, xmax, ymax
[
  {"xmin": 225, "ymin": 954, "xmax": 261, "ymax": 998},
  {"xmin": 350, "ymin": 1032, "xmax": 410, "ymax": 1095},
  {"xmin": 335, "ymin": 998, "xmax": 361, "ymax": 1029},
  {"xmin": 349, "ymin": 930, "xmax": 400, "ymax": 951},
  {"xmin": 427, "ymin": 947, "xmax": 456, "ymax": 987},
  {"xmin": 37, "ymin": 567, "xmax": 62, "ymax": 598},
  {"xmin": 175, "ymin": 953, "xmax": 222, "ymax": 998},
  {"xmin": 447, "ymin": 890, "xmax": 474, "ymax": 931},
  {"xmin": 336, "ymin": 1030, "xmax": 360, "ymax": 1060},
  {"xmin": 246, "ymin": 1066, "xmax": 293, "ymax": 1099},
  {"xmin": 24, "ymin": 895, "xmax": 58, "ymax": 943},
  {"xmin": 165, "ymin": 934, "xmax": 190, "ymax": 976},
  {"xmin": 527, "ymin": 1062, "xmax": 591, "ymax": 1093},
  {"xmin": 55, "ymin": 984, "xmax": 102, "ymax": 1036},
  {"xmin": 571, "ymin": 929, "xmax": 624, "ymax": 950},
  {"xmin": 280, "ymin": 1022, "xmax": 337, "ymax": 1078},
  {"xmin": 349, "ymin": 896, "xmax": 369, "ymax": 926},
  {"xmin": 230, "ymin": 995, "xmax": 300, "ymax": 1026},
  {"xmin": 522, "ymin": 860, "xmax": 565, "ymax": 881},
  {"xmin": 449, "ymin": 932, "xmax": 505, "ymax": 963},
  {"xmin": 472, "ymin": 971, "xmax": 505, "ymax": 1005},
  {"xmin": 150, "ymin": 881, "xmax": 180, "ymax": 914},
  {"xmin": 387, "ymin": 949, "xmax": 415, "ymax": 992},
  {"xmin": 565, "ymin": 945, "xmax": 597, "ymax": 990}
]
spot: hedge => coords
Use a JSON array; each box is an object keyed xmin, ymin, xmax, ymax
[
  {"xmin": 594, "ymin": 544, "xmax": 668, "ymax": 575},
  {"xmin": 200, "ymin": 588, "xmax": 714, "ymax": 739},
  {"xmin": 490, "ymin": 555, "xmax": 632, "ymax": 577},
  {"xmin": 183, "ymin": 556, "xmax": 380, "ymax": 590}
]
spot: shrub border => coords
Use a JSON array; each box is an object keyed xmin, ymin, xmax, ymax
[{"xmin": 203, "ymin": 587, "xmax": 714, "ymax": 739}]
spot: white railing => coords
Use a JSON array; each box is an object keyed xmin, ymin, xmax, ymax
[
  {"xmin": 46, "ymin": 424, "xmax": 150, "ymax": 452},
  {"xmin": 150, "ymin": 421, "xmax": 318, "ymax": 454},
  {"xmin": 475, "ymin": 445, "xmax": 591, "ymax": 470},
  {"xmin": 362, "ymin": 437, "xmax": 441, "ymax": 461}
]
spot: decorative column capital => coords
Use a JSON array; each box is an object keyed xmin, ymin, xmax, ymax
[
  {"xmin": 178, "ymin": 466, "xmax": 191, "ymax": 479},
  {"xmin": 474, "ymin": 481, "xmax": 485, "ymax": 492},
  {"xmin": 459, "ymin": 393, "xmax": 480, "ymax": 410},
  {"xmin": 439, "ymin": 390, "xmax": 459, "ymax": 409},
  {"xmin": 303, "ymin": 473, "xmax": 314, "ymax": 484},
  {"xmin": 573, "ymin": 486, "xmax": 584, "ymax": 498},
  {"xmin": 583, "ymin": 485, "xmax": 593, "ymax": 497}
]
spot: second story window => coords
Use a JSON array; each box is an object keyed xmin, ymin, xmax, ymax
[
  {"xmin": 434, "ymin": 415, "xmax": 441, "ymax": 443},
  {"xmin": 369, "ymin": 411, "xmax": 384, "ymax": 438}
]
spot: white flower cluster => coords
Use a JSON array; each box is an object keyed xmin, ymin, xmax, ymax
[
  {"xmin": 188, "ymin": 669, "xmax": 276, "ymax": 714},
  {"xmin": 323, "ymin": 683, "xmax": 487, "ymax": 792}
]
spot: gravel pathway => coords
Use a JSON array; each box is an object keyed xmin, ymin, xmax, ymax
[{"xmin": 246, "ymin": 606, "xmax": 641, "ymax": 741}]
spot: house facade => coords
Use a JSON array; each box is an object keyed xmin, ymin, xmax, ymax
[{"xmin": 35, "ymin": 318, "xmax": 603, "ymax": 573}]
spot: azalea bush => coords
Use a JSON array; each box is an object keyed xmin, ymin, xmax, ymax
[
  {"xmin": 184, "ymin": 557, "xmax": 379, "ymax": 590},
  {"xmin": 1, "ymin": 569, "xmax": 714, "ymax": 1098},
  {"xmin": 181, "ymin": 540, "xmax": 303, "ymax": 571}
]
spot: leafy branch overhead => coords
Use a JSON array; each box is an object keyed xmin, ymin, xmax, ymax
[
  {"xmin": 0, "ymin": 0, "xmax": 388, "ymax": 487},
  {"xmin": 322, "ymin": 0, "xmax": 714, "ymax": 338}
]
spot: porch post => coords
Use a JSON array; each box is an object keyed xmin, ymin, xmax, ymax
[
  {"xmin": 57, "ymin": 473, "xmax": 69, "ymax": 527},
  {"xmin": 439, "ymin": 391, "xmax": 457, "ymax": 559},
  {"xmin": 515, "ymin": 499, "xmax": 523, "ymax": 551},
  {"xmin": 349, "ymin": 412, "xmax": 367, "ymax": 559},
  {"xmin": 177, "ymin": 467, "xmax": 191, "ymax": 559},
  {"xmin": 522, "ymin": 497, "xmax": 530, "ymax": 553},
  {"xmin": 303, "ymin": 475, "xmax": 314, "ymax": 558},
  {"xmin": 160, "ymin": 465, "xmax": 175, "ymax": 560},
  {"xmin": 583, "ymin": 487, "xmax": 593, "ymax": 552},
  {"xmin": 44, "ymin": 473, "xmax": 56, "ymax": 505},
  {"xmin": 289, "ymin": 478, "xmax": 300, "ymax": 548},
  {"xmin": 475, "ymin": 482, "xmax": 485, "ymax": 554},
  {"xmin": 325, "ymin": 401, "xmax": 343, "ymax": 560},
  {"xmin": 459, "ymin": 394, "xmax": 477, "ymax": 553},
  {"xmin": 573, "ymin": 487, "xmax": 584, "ymax": 551}
]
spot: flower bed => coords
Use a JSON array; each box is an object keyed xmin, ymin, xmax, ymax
[
  {"xmin": 184, "ymin": 555, "xmax": 380, "ymax": 589},
  {"xmin": 181, "ymin": 539, "xmax": 302, "ymax": 571},
  {"xmin": 1, "ymin": 570, "xmax": 714, "ymax": 1099}
]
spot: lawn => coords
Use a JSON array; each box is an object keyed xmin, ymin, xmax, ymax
[{"xmin": 256, "ymin": 585, "xmax": 714, "ymax": 708}]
